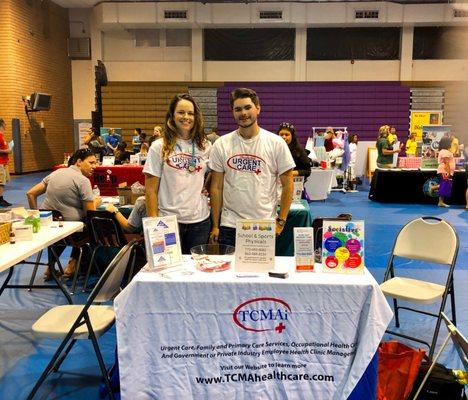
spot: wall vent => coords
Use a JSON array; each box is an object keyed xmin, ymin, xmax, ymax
[
  {"xmin": 454, "ymin": 9, "xmax": 468, "ymax": 18},
  {"xmin": 67, "ymin": 37, "xmax": 91, "ymax": 59},
  {"xmin": 164, "ymin": 10, "xmax": 188, "ymax": 19},
  {"xmin": 259, "ymin": 11, "xmax": 283, "ymax": 20},
  {"xmin": 355, "ymin": 10, "xmax": 379, "ymax": 19}
]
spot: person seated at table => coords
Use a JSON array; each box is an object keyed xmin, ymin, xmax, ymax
[
  {"xmin": 105, "ymin": 196, "xmax": 146, "ymax": 233},
  {"xmin": 437, "ymin": 136, "xmax": 455, "ymax": 208},
  {"xmin": 277, "ymin": 122, "xmax": 311, "ymax": 179},
  {"xmin": 26, "ymin": 148, "xmax": 101, "ymax": 280},
  {"xmin": 148, "ymin": 125, "xmax": 163, "ymax": 148},
  {"xmin": 376, "ymin": 125, "xmax": 401, "ymax": 168},
  {"xmin": 83, "ymin": 127, "xmax": 105, "ymax": 160},
  {"xmin": 115, "ymin": 141, "xmax": 131, "ymax": 165},
  {"xmin": 405, "ymin": 132, "xmax": 418, "ymax": 157},
  {"xmin": 105, "ymin": 128, "xmax": 119, "ymax": 155},
  {"xmin": 388, "ymin": 126, "xmax": 398, "ymax": 145}
]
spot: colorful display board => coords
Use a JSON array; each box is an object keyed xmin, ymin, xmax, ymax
[{"xmin": 322, "ymin": 220, "xmax": 365, "ymax": 274}]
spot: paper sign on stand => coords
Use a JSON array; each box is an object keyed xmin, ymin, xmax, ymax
[
  {"xmin": 102, "ymin": 156, "xmax": 115, "ymax": 166},
  {"xmin": 322, "ymin": 220, "xmax": 365, "ymax": 274},
  {"xmin": 129, "ymin": 154, "xmax": 140, "ymax": 165},
  {"xmin": 143, "ymin": 215, "xmax": 182, "ymax": 271},
  {"xmin": 294, "ymin": 227, "xmax": 314, "ymax": 272},
  {"xmin": 293, "ymin": 176, "xmax": 304, "ymax": 202},
  {"xmin": 235, "ymin": 219, "xmax": 275, "ymax": 273}
]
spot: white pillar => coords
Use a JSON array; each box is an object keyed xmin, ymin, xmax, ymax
[
  {"xmin": 400, "ymin": 26, "xmax": 414, "ymax": 81},
  {"xmin": 191, "ymin": 28, "xmax": 203, "ymax": 81},
  {"xmin": 295, "ymin": 28, "xmax": 307, "ymax": 81}
]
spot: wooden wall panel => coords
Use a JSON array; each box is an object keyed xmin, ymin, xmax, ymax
[{"xmin": 0, "ymin": 0, "xmax": 73, "ymax": 173}]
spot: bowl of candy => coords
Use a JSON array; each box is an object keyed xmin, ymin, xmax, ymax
[{"xmin": 191, "ymin": 244, "xmax": 235, "ymax": 272}]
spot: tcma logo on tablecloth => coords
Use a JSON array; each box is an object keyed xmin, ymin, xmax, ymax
[{"xmin": 233, "ymin": 298, "xmax": 291, "ymax": 333}]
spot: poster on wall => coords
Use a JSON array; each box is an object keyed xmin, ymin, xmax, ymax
[
  {"xmin": 78, "ymin": 122, "xmax": 92, "ymax": 148},
  {"xmin": 410, "ymin": 111, "xmax": 442, "ymax": 140},
  {"xmin": 421, "ymin": 125, "xmax": 451, "ymax": 170},
  {"xmin": 321, "ymin": 220, "xmax": 365, "ymax": 274}
]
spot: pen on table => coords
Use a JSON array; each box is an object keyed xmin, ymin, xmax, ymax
[{"xmin": 236, "ymin": 274, "xmax": 260, "ymax": 278}]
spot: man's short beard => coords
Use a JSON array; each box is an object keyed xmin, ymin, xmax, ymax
[{"xmin": 238, "ymin": 119, "xmax": 256, "ymax": 129}]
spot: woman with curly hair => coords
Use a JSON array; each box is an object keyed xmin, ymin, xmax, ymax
[{"xmin": 143, "ymin": 93, "xmax": 212, "ymax": 253}]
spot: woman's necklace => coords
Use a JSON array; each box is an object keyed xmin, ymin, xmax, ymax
[{"xmin": 175, "ymin": 140, "xmax": 196, "ymax": 172}]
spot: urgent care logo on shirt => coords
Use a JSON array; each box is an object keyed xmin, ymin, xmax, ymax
[
  {"xmin": 166, "ymin": 154, "xmax": 203, "ymax": 172},
  {"xmin": 227, "ymin": 154, "xmax": 264, "ymax": 175},
  {"xmin": 233, "ymin": 298, "xmax": 291, "ymax": 333}
]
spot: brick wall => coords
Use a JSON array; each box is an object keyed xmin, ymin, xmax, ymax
[{"xmin": 0, "ymin": 0, "xmax": 73, "ymax": 173}]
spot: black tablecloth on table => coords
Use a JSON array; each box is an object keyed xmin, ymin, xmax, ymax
[{"xmin": 369, "ymin": 169, "xmax": 467, "ymax": 205}]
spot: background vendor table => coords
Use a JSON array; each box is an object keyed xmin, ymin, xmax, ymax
[
  {"xmin": 90, "ymin": 165, "xmax": 145, "ymax": 196},
  {"xmin": 304, "ymin": 169, "xmax": 335, "ymax": 201},
  {"xmin": 115, "ymin": 258, "xmax": 392, "ymax": 400},
  {"xmin": 369, "ymin": 169, "xmax": 467, "ymax": 204},
  {"xmin": 276, "ymin": 200, "xmax": 312, "ymax": 256}
]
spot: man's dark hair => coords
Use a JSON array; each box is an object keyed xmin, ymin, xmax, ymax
[
  {"xmin": 68, "ymin": 148, "xmax": 94, "ymax": 166},
  {"xmin": 0, "ymin": 118, "xmax": 5, "ymax": 129},
  {"xmin": 135, "ymin": 127, "xmax": 142, "ymax": 135},
  {"xmin": 230, "ymin": 88, "xmax": 260, "ymax": 109}
]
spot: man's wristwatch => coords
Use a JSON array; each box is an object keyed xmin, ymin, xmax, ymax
[{"xmin": 276, "ymin": 217, "xmax": 286, "ymax": 227}]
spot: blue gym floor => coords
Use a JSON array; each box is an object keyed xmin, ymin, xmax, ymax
[{"xmin": 0, "ymin": 172, "xmax": 467, "ymax": 399}]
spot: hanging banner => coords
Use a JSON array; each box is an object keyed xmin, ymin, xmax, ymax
[
  {"xmin": 410, "ymin": 111, "xmax": 442, "ymax": 140},
  {"xmin": 421, "ymin": 125, "xmax": 452, "ymax": 170}
]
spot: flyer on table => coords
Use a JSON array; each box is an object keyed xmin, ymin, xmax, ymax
[
  {"xmin": 322, "ymin": 220, "xmax": 365, "ymax": 274},
  {"xmin": 235, "ymin": 219, "xmax": 275, "ymax": 273},
  {"xmin": 142, "ymin": 215, "xmax": 182, "ymax": 270}
]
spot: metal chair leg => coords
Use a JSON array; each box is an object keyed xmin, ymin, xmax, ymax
[
  {"xmin": 27, "ymin": 250, "xmax": 43, "ymax": 291},
  {"xmin": 82, "ymin": 246, "xmax": 102, "ymax": 292},
  {"xmin": 449, "ymin": 282, "xmax": 456, "ymax": 325},
  {"xmin": 393, "ymin": 298, "xmax": 400, "ymax": 327},
  {"xmin": 53, "ymin": 339, "xmax": 77, "ymax": 372},
  {"xmin": 70, "ymin": 247, "xmax": 83, "ymax": 295},
  {"xmin": 86, "ymin": 319, "xmax": 115, "ymax": 400}
]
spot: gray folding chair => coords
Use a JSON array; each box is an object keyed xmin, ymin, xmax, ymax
[
  {"xmin": 27, "ymin": 240, "xmax": 139, "ymax": 400},
  {"xmin": 380, "ymin": 216, "xmax": 459, "ymax": 359}
]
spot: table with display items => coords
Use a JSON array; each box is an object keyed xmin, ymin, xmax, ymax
[
  {"xmin": 90, "ymin": 165, "xmax": 145, "ymax": 196},
  {"xmin": 115, "ymin": 258, "xmax": 392, "ymax": 400},
  {"xmin": 369, "ymin": 169, "xmax": 467, "ymax": 205},
  {"xmin": 0, "ymin": 221, "xmax": 84, "ymax": 304},
  {"xmin": 304, "ymin": 169, "xmax": 336, "ymax": 201}
]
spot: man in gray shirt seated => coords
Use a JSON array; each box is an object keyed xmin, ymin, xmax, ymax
[{"xmin": 27, "ymin": 148, "xmax": 100, "ymax": 280}]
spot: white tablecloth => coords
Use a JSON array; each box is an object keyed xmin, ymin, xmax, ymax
[
  {"xmin": 304, "ymin": 169, "xmax": 336, "ymax": 201},
  {"xmin": 115, "ymin": 258, "xmax": 392, "ymax": 400}
]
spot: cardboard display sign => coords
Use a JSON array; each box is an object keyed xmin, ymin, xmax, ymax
[
  {"xmin": 143, "ymin": 215, "xmax": 182, "ymax": 270},
  {"xmin": 322, "ymin": 220, "xmax": 364, "ymax": 274},
  {"xmin": 235, "ymin": 219, "xmax": 275, "ymax": 273},
  {"xmin": 294, "ymin": 227, "xmax": 314, "ymax": 272}
]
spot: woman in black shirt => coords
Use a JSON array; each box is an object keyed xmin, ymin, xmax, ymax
[{"xmin": 277, "ymin": 122, "xmax": 311, "ymax": 179}]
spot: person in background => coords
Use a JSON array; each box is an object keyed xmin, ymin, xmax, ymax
[
  {"xmin": 0, "ymin": 118, "xmax": 12, "ymax": 207},
  {"xmin": 388, "ymin": 126, "xmax": 398, "ymax": 145},
  {"xmin": 105, "ymin": 128, "xmax": 119, "ymax": 155},
  {"xmin": 132, "ymin": 128, "xmax": 143, "ymax": 153},
  {"xmin": 83, "ymin": 127, "xmax": 105, "ymax": 160},
  {"xmin": 105, "ymin": 196, "xmax": 146, "ymax": 232},
  {"xmin": 148, "ymin": 125, "xmax": 163, "ymax": 148},
  {"xmin": 449, "ymin": 133, "xmax": 459, "ymax": 157},
  {"xmin": 207, "ymin": 127, "xmax": 220, "ymax": 144},
  {"xmin": 144, "ymin": 93, "xmax": 212, "ymax": 254},
  {"xmin": 324, "ymin": 127, "xmax": 335, "ymax": 152},
  {"xmin": 209, "ymin": 88, "xmax": 294, "ymax": 246},
  {"xmin": 26, "ymin": 148, "xmax": 101, "ymax": 280},
  {"xmin": 405, "ymin": 132, "xmax": 418, "ymax": 157},
  {"xmin": 437, "ymin": 136, "xmax": 455, "ymax": 208},
  {"xmin": 115, "ymin": 141, "xmax": 131, "ymax": 164},
  {"xmin": 277, "ymin": 122, "xmax": 311, "ymax": 179},
  {"xmin": 376, "ymin": 125, "xmax": 401, "ymax": 168},
  {"xmin": 348, "ymin": 133, "xmax": 359, "ymax": 181}
]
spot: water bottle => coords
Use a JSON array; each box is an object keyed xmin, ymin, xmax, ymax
[{"xmin": 93, "ymin": 185, "xmax": 100, "ymax": 198}]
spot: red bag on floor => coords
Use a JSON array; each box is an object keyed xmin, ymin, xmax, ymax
[{"xmin": 377, "ymin": 341, "xmax": 425, "ymax": 400}]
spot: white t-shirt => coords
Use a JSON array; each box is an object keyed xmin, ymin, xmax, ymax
[
  {"xmin": 210, "ymin": 128, "xmax": 295, "ymax": 228},
  {"xmin": 143, "ymin": 138, "xmax": 212, "ymax": 224}
]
